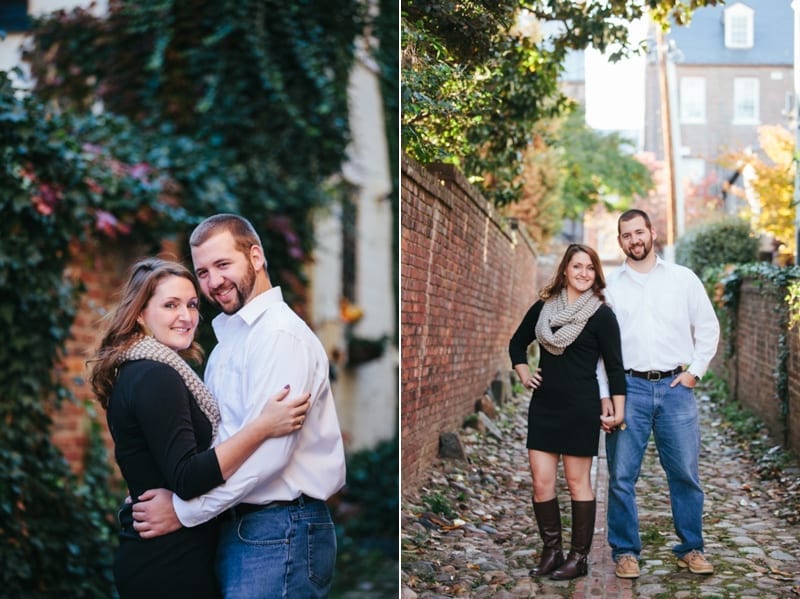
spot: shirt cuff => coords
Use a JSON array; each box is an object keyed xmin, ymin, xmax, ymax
[{"xmin": 172, "ymin": 494, "xmax": 204, "ymax": 528}]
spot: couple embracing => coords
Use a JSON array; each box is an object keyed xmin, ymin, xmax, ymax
[{"xmin": 90, "ymin": 214, "xmax": 345, "ymax": 598}]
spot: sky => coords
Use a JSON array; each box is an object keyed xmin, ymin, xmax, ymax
[{"xmin": 584, "ymin": 19, "xmax": 648, "ymax": 135}]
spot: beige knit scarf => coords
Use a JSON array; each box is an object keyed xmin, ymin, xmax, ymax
[
  {"xmin": 535, "ymin": 288, "xmax": 603, "ymax": 356},
  {"xmin": 119, "ymin": 336, "xmax": 221, "ymax": 439}
]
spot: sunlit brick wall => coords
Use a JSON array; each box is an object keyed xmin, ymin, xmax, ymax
[{"xmin": 400, "ymin": 156, "xmax": 538, "ymax": 492}]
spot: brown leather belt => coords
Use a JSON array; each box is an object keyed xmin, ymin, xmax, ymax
[
  {"xmin": 626, "ymin": 367, "xmax": 683, "ymax": 381},
  {"xmin": 231, "ymin": 494, "xmax": 318, "ymax": 518}
]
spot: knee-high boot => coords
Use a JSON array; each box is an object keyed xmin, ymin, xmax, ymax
[
  {"xmin": 550, "ymin": 499, "xmax": 596, "ymax": 580},
  {"xmin": 529, "ymin": 498, "xmax": 564, "ymax": 576}
]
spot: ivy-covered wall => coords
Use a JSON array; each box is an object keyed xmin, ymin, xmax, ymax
[{"xmin": 711, "ymin": 268, "xmax": 800, "ymax": 456}]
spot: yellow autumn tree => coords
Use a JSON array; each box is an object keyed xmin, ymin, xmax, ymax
[{"xmin": 722, "ymin": 125, "xmax": 796, "ymax": 259}]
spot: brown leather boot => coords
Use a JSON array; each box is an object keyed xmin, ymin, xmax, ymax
[
  {"xmin": 550, "ymin": 499, "xmax": 596, "ymax": 580},
  {"xmin": 529, "ymin": 498, "xmax": 564, "ymax": 576}
]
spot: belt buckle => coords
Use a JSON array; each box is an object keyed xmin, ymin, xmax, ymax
[{"xmin": 646, "ymin": 370, "xmax": 661, "ymax": 381}]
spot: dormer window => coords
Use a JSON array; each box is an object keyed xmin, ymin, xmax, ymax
[{"xmin": 725, "ymin": 3, "xmax": 754, "ymax": 49}]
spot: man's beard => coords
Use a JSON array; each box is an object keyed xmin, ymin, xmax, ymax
[
  {"xmin": 213, "ymin": 262, "xmax": 256, "ymax": 314},
  {"xmin": 624, "ymin": 237, "xmax": 653, "ymax": 262}
]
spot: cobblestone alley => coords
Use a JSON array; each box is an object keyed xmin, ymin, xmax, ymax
[{"xmin": 401, "ymin": 384, "xmax": 800, "ymax": 598}]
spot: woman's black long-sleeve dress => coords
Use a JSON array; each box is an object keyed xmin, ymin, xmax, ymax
[
  {"xmin": 509, "ymin": 300, "xmax": 626, "ymax": 456},
  {"xmin": 107, "ymin": 360, "xmax": 224, "ymax": 599}
]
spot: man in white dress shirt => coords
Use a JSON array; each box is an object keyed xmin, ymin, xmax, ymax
[
  {"xmin": 133, "ymin": 214, "xmax": 346, "ymax": 597},
  {"xmin": 601, "ymin": 209, "xmax": 719, "ymax": 580}
]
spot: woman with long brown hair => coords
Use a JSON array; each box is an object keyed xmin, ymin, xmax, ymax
[{"xmin": 509, "ymin": 244, "xmax": 626, "ymax": 580}]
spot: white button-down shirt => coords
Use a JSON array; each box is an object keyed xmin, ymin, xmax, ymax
[
  {"xmin": 604, "ymin": 257, "xmax": 720, "ymax": 380},
  {"xmin": 173, "ymin": 287, "xmax": 346, "ymax": 527}
]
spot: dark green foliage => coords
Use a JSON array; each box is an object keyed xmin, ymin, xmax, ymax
[
  {"xmin": 332, "ymin": 438, "xmax": 399, "ymax": 595},
  {"xmin": 675, "ymin": 218, "xmax": 759, "ymax": 276},
  {"xmin": 26, "ymin": 0, "xmax": 365, "ymax": 302},
  {"xmin": 339, "ymin": 437, "xmax": 398, "ymax": 538},
  {"xmin": 0, "ymin": 68, "xmax": 158, "ymax": 597}
]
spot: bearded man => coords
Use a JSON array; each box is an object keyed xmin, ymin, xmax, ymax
[{"xmin": 599, "ymin": 209, "xmax": 719, "ymax": 579}]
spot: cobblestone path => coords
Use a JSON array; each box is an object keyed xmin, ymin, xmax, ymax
[{"xmin": 401, "ymin": 388, "xmax": 800, "ymax": 598}]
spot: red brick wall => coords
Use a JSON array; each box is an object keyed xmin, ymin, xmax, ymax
[
  {"xmin": 53, "ymin": 239, "xmax": 157, "ymax": 474},
  {"xmin": 401, "ymin": 156, "xmax": 538, "ymax": 491},
  {"xmin": 716, "ymin": 278, "xmax": 800, "ymax": 455}
]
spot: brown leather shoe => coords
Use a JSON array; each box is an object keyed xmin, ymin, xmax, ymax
[
  {"xmin": 677, "ymin": 550, "xmax": 714, "ymax": 574},
  {"xmin": 615, "ymin": 554, "xmax": 640, "ymax": 579}
]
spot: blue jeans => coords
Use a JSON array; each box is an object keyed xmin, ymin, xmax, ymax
[
  {"xmin": 216, "ymin": 497, "xmax": 337, "ymax": 598},
  {"xmin": 606, "ymin": 375, "xmax": 705, "ymax": 560}
]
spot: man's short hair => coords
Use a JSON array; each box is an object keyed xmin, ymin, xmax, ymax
[{"xmin": 189, "ymin": 214, "xmax": 263, "ymax": 256}]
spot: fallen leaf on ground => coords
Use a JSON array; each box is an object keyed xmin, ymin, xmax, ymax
[{"xmin": 770, "ymin": 566, "xmax": 794, "ymax": 579}]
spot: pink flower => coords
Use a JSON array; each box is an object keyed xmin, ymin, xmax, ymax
[
  {"xmin": 95, "ymin": 210, "xmax": 120, "ymax": 237},
  {"xmin": 31, "ymin": 182, "xmax": 63, "ymax": 215}
]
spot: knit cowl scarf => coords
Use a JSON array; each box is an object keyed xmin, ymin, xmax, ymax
[
  {"xmin": 119, "ymin": 335, "xmax": 221, "ymax": 440},
  {"xmin": 534, "ymin": 288, "xmax": 603, "ymax": 356}
]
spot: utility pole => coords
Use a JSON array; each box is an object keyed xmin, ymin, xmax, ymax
[{"xmin": 656, "ymin": 27, "xmax": 677, "ymax": 257}]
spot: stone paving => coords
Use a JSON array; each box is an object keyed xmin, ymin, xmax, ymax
[{"xmin": 401, "ymin": 387, "xmax": 800, "ymax": 598}]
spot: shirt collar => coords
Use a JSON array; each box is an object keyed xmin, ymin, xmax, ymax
[
  {"xmin": 212, "ymin": 286, "xmax": 284, "ymax": 330},
  {"xmin": 619, "ymin": 255, "xmax": 664, "ymax": 276}
]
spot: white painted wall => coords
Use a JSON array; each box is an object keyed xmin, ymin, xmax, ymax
[{"xmin": 311, "ymin": 39, "xmax": 396, "ymax": 452}]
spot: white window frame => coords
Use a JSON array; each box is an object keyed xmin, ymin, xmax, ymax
[
  {"xmin": 724, "ymin": 3, "xmax": 754, "ymax": 50},
  {"xmin": 733, "ymin": 77, "xmax": 759, "ymax": 125},
  {"xmin": 679, "ymin": 77, "xmax": 706, "ymax": 124}
]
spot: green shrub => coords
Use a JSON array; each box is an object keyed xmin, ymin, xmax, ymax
[
  {"xmin": 675, "ymin": 218, "xmax": 758, "ymax": 276},
  {"xmin": 338, "ymin": 438, "xmax": 398, "ymax": 539},
  {"xmin": 332, "ymin": 438, "xmax": 398, "ymax": 595}
]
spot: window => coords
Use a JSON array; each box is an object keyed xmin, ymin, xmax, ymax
[
  {"xmin": 724, "ymin": 3, "xmax": 754, "ymax": 49},
  {"xmin": 733, "ymin": 78, "xmax": 759, "ymax": 124},
  {"xmin": 680, "ymin": 77, "xmax": 706, "ymax": 124},
  {"xmin": 0, "ymin": 1, "xmax": 28, "ymax": 32},
  {"xmin": 681, "ymin": 158, "xmax": 706, "ymax": 184}
]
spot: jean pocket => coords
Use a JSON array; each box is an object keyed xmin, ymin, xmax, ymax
[
  {"xmin": 236, "ymin": 513, "xmax": 289, "ymax": 546},
  {"xmin": 307, "ymin": 521, "xmax": 336, "ymax": 587}
]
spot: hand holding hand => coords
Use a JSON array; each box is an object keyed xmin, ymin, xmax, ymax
[
  {"xmin": 601, "ymin": 414, "xmax": 626, "ymax": 433},
  {"xmin": 600, "ymin": 397, "xmax": 625, "ymax": 433}
]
